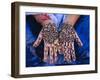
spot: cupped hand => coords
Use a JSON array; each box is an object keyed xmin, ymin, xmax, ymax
[
  {"xmin": 33, "ymin": 20, "xmax": 59, "ymax": 64},
  {"xmin": 59, "ymin": 23, "xmax": 83, "ymax": 63}
]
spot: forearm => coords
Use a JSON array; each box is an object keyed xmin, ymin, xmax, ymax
[{"xmin": 64, "ymin": 15, "xmax": 80, "ymax": 26}]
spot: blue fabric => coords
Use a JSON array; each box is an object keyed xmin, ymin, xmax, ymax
[
  {"xmin": 74, "ymin": 15, "xmax": 90, "ymax": 64},
  {"xmin": 26, "ymin": 14, "xmax": 90, "ymax": 67}
]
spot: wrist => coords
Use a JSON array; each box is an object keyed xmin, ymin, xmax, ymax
[
  {"xmin": 42, "ymin": 20, "xmax": 54, "ymax": 26},
  {"xmin": 61, "ymin": 23, "xmax": 73, "ymax": 29},
  {"xmin": 63, "ymin": 22, "xmax": 74, "ymax": 27},
  {"xmin": 63, "ymin": 15, "xmax": 80, "ymax": 26}
]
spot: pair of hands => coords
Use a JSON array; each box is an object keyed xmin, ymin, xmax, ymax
[{"xmin": 33, "ymin": 14, "xmax": 83, "ymax": 64}]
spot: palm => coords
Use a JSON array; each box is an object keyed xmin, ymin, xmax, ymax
[
  {"xmin": 33, "ymin": 22, "xmax": 59, "ymax": 64},
  {"xmin": 59, "ymin": 23, "xmax": 83, "ymax": 63}
]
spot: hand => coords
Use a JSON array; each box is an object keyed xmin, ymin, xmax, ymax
[
  {"xmin": 33, "ymin": 20, "xmax": 59, "ymax": 64},
  {"xmin": 59, "ymin": 23, "xmax": 83, "ymax": 63}
]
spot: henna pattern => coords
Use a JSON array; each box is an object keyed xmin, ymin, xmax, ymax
[
  {"xmin": 59, "ymin": 23, "xmax": 75, "ymax": 44},
  {"xmin": 33, "ymin": 22, "xmax": 83, "ymax": 64},
  {"xmin": 33, "ymin": 22, "xmax": 59, "ymax": 64},
  {"xmin": 42, "ymin": 23, "xmax": 58, "ymax": 44},
  {"xmin": 59, "ymin": 23, "xmax": 83, "ymax": 63}
]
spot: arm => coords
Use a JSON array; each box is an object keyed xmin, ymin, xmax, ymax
[
  {"xmin": 64, "ymin": 15, "xmax": 83, "ymax": 46},
  {"xmin": 59, "ymin": 15, "xmax": 83, "ymax": 63},
  {"xmin": 63, "ymin": 15, "xmax": 80, "ymax": 26},
  {"xmin": 33, "ymin": 14, "xmax": 59, "ymax": 64}
]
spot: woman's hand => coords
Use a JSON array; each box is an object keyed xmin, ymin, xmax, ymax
[
  {"xmin": 33, "ymin": 19, "xmax": 59, "ymax": 64},
  {"xmin": 59, "ymin": 23, "xmax": 83, "ymax": 63}
]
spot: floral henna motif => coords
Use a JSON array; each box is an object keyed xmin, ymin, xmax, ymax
[
  {"xmin": 59, "ymin": 23, "xmax": 83, "ymax": 62},
  {"xmin": 33, "ymin": 21, "xmax": 82, "ymax": 64},
  {"xmin": 33, "ymin": 22, "xmax": 59, "ymax": 64},
  {"xmin": 42, "ymin": 23, "xmax": 59, "ymax": 64},
  {"xmin": 42, "ymin": 23, "xmax": 58, "ymax": 44},
  {"xmin": 59, "ymin": 23, "xmax": 75, "ymax": 44}
]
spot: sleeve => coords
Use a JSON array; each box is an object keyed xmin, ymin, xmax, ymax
[
  {"xmin": 74, "ymin": 15, "xmax": 90, "ymax": 64},
  {"xmin": 26, "ymin": 15, "xmax": 42, "ymax": 67}
]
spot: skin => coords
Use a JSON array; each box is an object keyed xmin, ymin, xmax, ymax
[
  {"xmin": 59, "ymin": 15, "xmax": 83, "ymax": 63},
  {"xmin": 33, "ymin": 16, "xmax": 59, "ymax": 64},
  {"xmin": 63, "ymin": 15, "xmax": 80, "ymax": 26},
  {"xmin": 33, "ymin": 14, "xmax": 83, "ymax": 64}
]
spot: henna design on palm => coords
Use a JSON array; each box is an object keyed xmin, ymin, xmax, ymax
[
  {"xmin": 59, "ymin": 23, "xmax": 83, "ymax": 63},
  {"xmin": 33, "ymin": 22, "xmax": 59, "ymax": 64}
]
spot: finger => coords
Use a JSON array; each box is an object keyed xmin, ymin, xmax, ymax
[
  {"xmin": 70, "ymin": 42, "xmax": 76, "ymax": 61},
  {"xmin": 54, "ymin": 39, "xmax": 60, "ymax": 54},
  {"xmin": 53, "ymin": 45, "xmax": 58, "ymax": 63},
  {"xmin": 59, "ymin": 43, "xmax": 65, "ymax": 54},
  {"xmin": 54, "ymin": 45, "xmax": 58, "ymax": 54},
  {"xmin": 33, "ymin": 31, "xmax": 42, "ymax": 47},
  {"xmin": 65, "ymin": 42, "xmax": 72, "ymax": 63},
  {"xmin": 71, "ymin": 50, "xmax": 76, "ymax": 61},
  {"xmin": 64, "ymin": 47, "xmax": 71, "ymax": 63},
  {"xmin": 57, "ymin": 45, "xmax": 62, "ymax": 54},
  {"xmin": 43, "ymin": 43, "xmax": 49, "ymax": 62},
  {"xmin": 49, "ymin": 45, "xmax": 54, "ymax": 64},
  {"xmin": 74, "ymin": 31, "xmax": 83, "ymax": 47}
]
